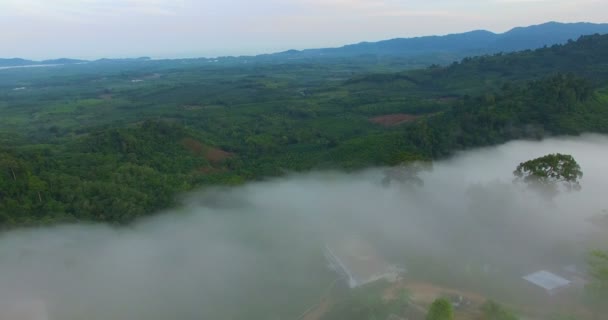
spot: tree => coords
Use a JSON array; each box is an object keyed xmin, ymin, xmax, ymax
[
  {"xmin": 0, "ymin": 154, "xmax": 20, "ymax": 181},
  {"xmin": 586, "ymin": 250, "xmax": 608, "ymax": 314},
  {"xmin": 513, "ymin": 153, "xmax": 582, "ymax": 195},
  {"xmin": 480, "ymin": 300, "xmax": 518, "ymax": 320},
  {"xmin": 382, "ymin": 161, "xmax": 433, "ymax": 188},
  {"xmin": 426, "ymin": 298, "xmax": 453, "ymax": 320},
  {"xmin": 28, "ymin": 175, "xmax": 48, "ymax": 204}
]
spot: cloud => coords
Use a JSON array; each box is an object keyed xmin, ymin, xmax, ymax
[{"xmin": 1, "ymin": 0, "xmax": 185, "ymax": 20}]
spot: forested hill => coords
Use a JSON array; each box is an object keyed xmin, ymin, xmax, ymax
[
  {"xmin": 1, "ymin": 34, "xmax": 608, "ymax": 228},
  {"xmin": 271, "ymin": 22, "xmax": 608, "ymax": 60},
  {"xmin": 351, "ymin": 33, "xmax": 608, "ymax": 95}
]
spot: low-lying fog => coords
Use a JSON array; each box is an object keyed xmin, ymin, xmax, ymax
[{"xmin": 1, "ymin": 135, "xmax": 608, "ymax": 319}]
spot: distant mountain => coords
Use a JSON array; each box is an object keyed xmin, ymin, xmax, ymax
[
  {"xmin": 43, "ymin": 58, "xmax": 87, "ymax": 65},
  {"xmin": 3, "ymin": 22, "xmax": 608, "ymax": 67},
  {"xmin": 0, "ymin": 58, "xmax": 35, "ymax": 67},
  {"xmin": 272, "ymin": 22, "xmax": 608, "ymax": 60},
  {"xmin": 0, "ymin": 58, "xmax": 86, "ymax": 68}
]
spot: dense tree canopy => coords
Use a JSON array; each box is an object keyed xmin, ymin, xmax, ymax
[
  {"xmin": 426, "ymin": 298, "xmax": 454, "ymax": 320},
  {"xmin": 513, "ymin": 153, "xmax": 583, "ymax": 192},
  {"xmin": 1, "ymin": 34, "xmax": 608, "ymax": 228}
]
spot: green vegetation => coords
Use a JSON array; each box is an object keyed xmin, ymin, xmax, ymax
[
  {"xmin": 480, "ymin": 300, "xmax": 519, "ymax": 320},
  {"xmin": 586, "ymin": 250, "xmax": 608, "ymax": 314},
  {"xmin": 426, "ymin": 298, "xmax": 454, "ymax": 320},
  {"xmin": 514, "ymin": 154, "xmax": 583, "ymax": 194},
  {"xmin": 1, "ymin": 34, "xmax": 608, "ymax": 228}
]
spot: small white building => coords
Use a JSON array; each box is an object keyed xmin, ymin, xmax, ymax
[{"xmin": 523, "ymin": 270, "xmax": 571, "ymax": 295}]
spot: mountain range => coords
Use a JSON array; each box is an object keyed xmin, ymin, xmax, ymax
[
  {"xmin": 271, "ymin": 21, "xmax": 608, "ymax": 59},
  {"xmin": 1, "ymin": 21, "xmax": 608, "ymax": 67}
]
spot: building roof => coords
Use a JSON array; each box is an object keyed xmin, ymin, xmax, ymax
[{"xmin": 523, "ymin": 270, "xmax": 571, "ymax": 291}]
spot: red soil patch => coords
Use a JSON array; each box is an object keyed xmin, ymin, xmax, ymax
[
  {"xmin": 205, "ymin": 147, "xmax": 233, "ymax": 163},
  {"xmin": 182, "ymin": 137, "xmax": 205, "ymax": 155},
  {"xmin": 182, "ymin": 138, "xmax": 234, "ymax": 164},
  {"xmin": 370, "ymin": 114, "xmax": 420, "ymax": 127}
]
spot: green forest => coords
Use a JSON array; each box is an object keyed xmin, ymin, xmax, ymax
[{"xmin": 2, "ymin": 34, "xmax": 608, "ymax": 228}]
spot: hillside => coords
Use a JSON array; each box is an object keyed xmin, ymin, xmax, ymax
[
  {"xmin": 272, "ymin": 22, "xmax": 608, "ymax": 61},
  {"xmin": 1, "ymin": 34, "xmax": 608, "ymax": 227},
  {"xmin": 349, "ymin": 32, "xmax": 608, "ymax": 96}
]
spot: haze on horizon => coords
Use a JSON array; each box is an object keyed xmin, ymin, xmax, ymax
[{"xmin": 1, "ymin": 0, "xmax": 606, "ymax": 60}]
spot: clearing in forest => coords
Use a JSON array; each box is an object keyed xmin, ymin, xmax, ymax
[
  {"xmin": 369, "ymin": 114, "xmax": 420, "ymax": 127},
  {"xmin": 181, "ymin": 137, "xmax": 234, "ymax": 163}
]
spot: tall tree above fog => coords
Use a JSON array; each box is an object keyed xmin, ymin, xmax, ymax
[{"xmin": 513, "ymin": 153, "xmax": 583, "ymax": 195}]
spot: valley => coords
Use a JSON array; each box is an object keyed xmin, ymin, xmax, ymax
[{"xmin": 1, "ymin": 18, "xmax": 608, "ymax": 320}]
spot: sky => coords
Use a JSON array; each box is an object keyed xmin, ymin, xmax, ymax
[{"xmin": 0, "ymin": 0, "xmax": 606, "ymax": 59}]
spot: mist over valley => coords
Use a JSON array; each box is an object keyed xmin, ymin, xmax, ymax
[
  {"xmin": 2, "ymin": 5, "xmax": 608, "ymax": 318},
  {"xmin": 1, "ymin": 136, "xmax": 606, "ymax": 319}
]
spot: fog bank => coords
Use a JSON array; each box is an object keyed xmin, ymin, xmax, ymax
[{"xmin": 1, "ymin": 134, "xmax": 608, "ymax": 319}]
